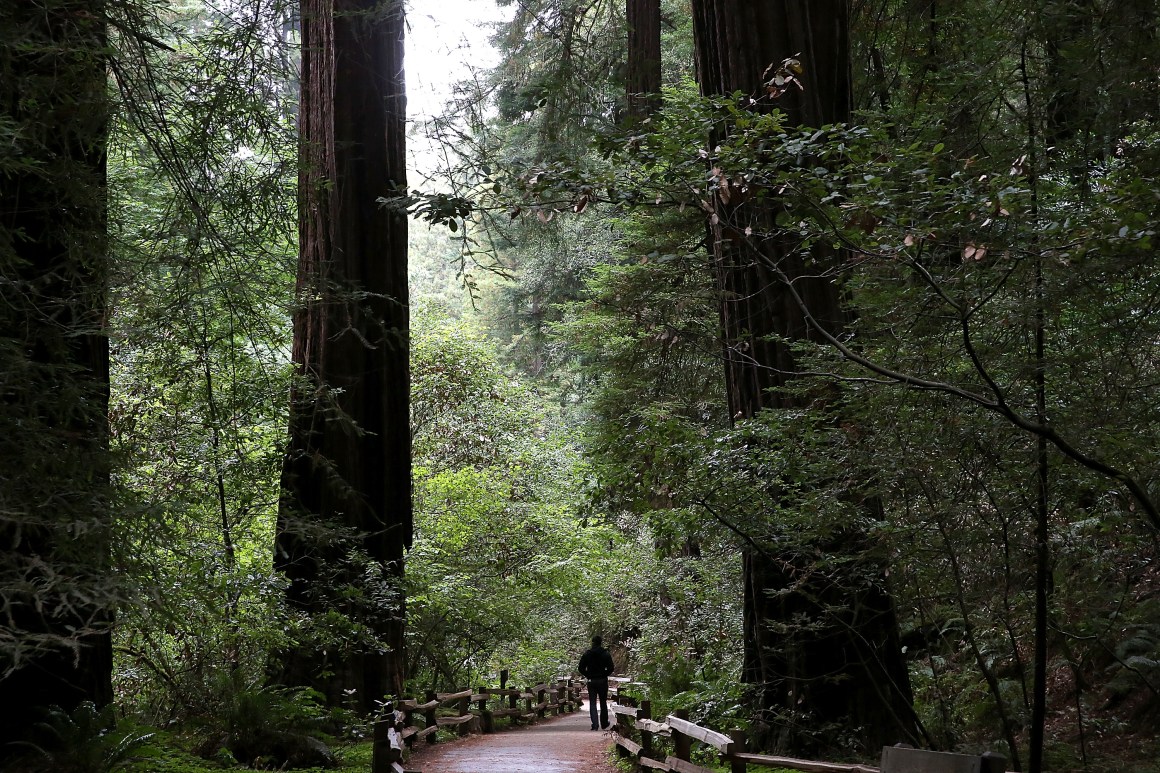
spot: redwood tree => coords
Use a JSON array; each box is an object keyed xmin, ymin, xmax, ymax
[
  {"xmin": 626, "ymin": 0, "xmax": 662, "ymax": 120},
  {"xmin": 690, "ymin": 0, "xmax": 918, "ymax": 753},
  {"xmin": 275, "ymin": 0, "xmax": 411, "ymax": 710},
  {"xmin": 0, "ymin": 0, "xmax": 113, "ymax": 750}
]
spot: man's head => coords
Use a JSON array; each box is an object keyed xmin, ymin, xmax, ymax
[{"xmin": 592, "ymin": 635, "xmax": 602, "ymax": 648}]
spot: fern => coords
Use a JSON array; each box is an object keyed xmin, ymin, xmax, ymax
[
  {"xmin": 1106, "ymin": 617, "xmax": 1160, "ymax": 700},
  {"xmin": 14, "ymin": 702, "xmax": 154, "ymax": 773}
]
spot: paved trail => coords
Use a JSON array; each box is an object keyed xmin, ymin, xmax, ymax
[{"xmin": 405, "ymin": 707, "xmax": 619, "ymax": 773}]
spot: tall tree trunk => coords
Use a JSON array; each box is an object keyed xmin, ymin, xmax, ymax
[
  {"xmin": 690, "ymin": 0, "xmax": 918, "ymax": 754},
  {"xmin": 275, "ymin": 0, "xmax": 411, "ymax": 711},
  {"xmin": 626, "ymin": 0, "xmax": 662, "ymax": 120},
  {"xmin": 1022, "ymin": 38, "xmax": 1050, "ymax": 773},
  {"xmin": 0, "ymin": 0, "xmax": 113, "ymax": 751}
]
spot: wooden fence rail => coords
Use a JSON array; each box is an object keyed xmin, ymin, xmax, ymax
[
  {"xmin": 609, "ymin": 685, "xmax": 1008, "ymax": 773},
  {"xmin": 372, "ymin": 672, "xmax": 1007, "ymax": 773},
  {"xmin": 371, "ymin": 668, "xmax": 583, "ymax": 773}
]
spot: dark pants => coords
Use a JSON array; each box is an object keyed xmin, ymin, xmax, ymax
[{"xmin": 588, "ymin": 678, "xmax": 609, "ymax": 728}]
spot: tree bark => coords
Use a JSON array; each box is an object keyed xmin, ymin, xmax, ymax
[
  {"xmin": 690, "ymin": 0, "xmax": 918, "ymax": 754},
  {"xmin": 275, "ymin": 0, "xmax": 411, "ymax": 711},
  {"xmin": 0, "ymin": 0, "xmax": 113, "ymax": 751},
  {"xmin": 626, "ymin": 0, "xmax": 662, "ymax": 120}
]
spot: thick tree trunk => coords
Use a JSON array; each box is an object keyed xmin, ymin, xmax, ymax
[
  {"xmin": 691, "ymin": 0, "xmax": 918, "ymax": 754},
  {"xmin": 626, "ymin": 0, "xmax": 662, "ymax": 120},
  {"xmin": 275, "ymin": 0, "xmax": 411, "ymax": 711},
  {"xmin": 0, "ymin": 0, "xmax": 113, "ymax": 751}
]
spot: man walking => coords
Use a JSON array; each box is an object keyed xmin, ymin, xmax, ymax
[{"xmin": 578, "ymin": 635, "xmax": 615, "ymax": 730}]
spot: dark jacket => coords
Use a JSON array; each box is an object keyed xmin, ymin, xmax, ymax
[{"xmin": 578, "ymin": 645, "xmax": 615, "ymax": 682}]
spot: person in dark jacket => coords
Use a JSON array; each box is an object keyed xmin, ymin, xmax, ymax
[{"xmin": 578, "ymin": 635, "xmax": 615, "ymax": 730}]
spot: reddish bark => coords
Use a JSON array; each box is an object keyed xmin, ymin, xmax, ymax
[{"xmin": 275, "ymin": 0, "xmax": 411, "ymax": 709}]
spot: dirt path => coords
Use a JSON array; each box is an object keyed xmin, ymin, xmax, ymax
[{"xmin": 404, "ymin": 708, "xmax": 620, "ymax": 773}]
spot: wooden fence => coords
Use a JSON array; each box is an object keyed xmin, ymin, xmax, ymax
[
  {"xmin": 370, "ymin": 668, "xmax": 583, "ymax": 773},
  {"xmin": 370, "ymin": 674, "xmax": 1007, "ymax": 773},
  {"xmin": 608, "ymin": 685, "xmax": 1009, "ymax": 773}
]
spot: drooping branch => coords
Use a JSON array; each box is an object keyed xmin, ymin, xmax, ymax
[{"xmin": 741, "ymin": 234, "xmax": 1160, "ymax": 534}]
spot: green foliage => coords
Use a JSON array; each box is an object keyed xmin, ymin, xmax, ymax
[
  {"xmin": 6, "ymin": 0, "xmax": 1160, "ymax": 768},
  {"xmin": 610, "ymin": 541, "xmax": 744, "ymax": 701},
  {"xmin": 407, "ymin": 306, "xmax": 600, "ymax": 688},
  {"xmin": 492, "ymin": 0, "xmax": 625, "ymax": 149},
  {"xmin": 411, "ymin": 303, "xmax": 529, "ymax": 470},
  {"xmin": 116, "ymin": 730, "xmax": 375, "ymax": 773},
  {"xmin": 414, "ymin": 0, "xmax": 696, "ymax": 381},
  {"xmin": 1105, "ymin": 598, "xmax": 1160, "ymax": 709},
  {"xmin": 13, "ymin": 702, "xmax": 154, "ymax": 773},
  {"xmin": 191, "ymin": 678, "xmax": 335, "ymax": 769},
  {"xmin": 472, "ymin": 8, "xmax": 1160, "ymax": 757},
  {"xmin": 105, "ymin": 0, "xmax": 299, "ymax": 726}
]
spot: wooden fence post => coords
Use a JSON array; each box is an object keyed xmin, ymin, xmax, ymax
[
  {"xmin": 640, "ymin": 700, "xmax": 653, "ymax": 761},
  {"xmin": 371, "ymin": 718, "xmax": 390, "ymax": 773},
  {"xmin": 503, "ymin": 670, "xmax": 517, "ymax": 721},
  {"xmin": 673, "ymin": 708, "xmax": 692, "ymax": 762},
  {"xmin": 401, "ymin": 702, "xmax": 415, "ymax": 751},
  {"xmin": 536, "ymin": 685, "xmax": 546, "ymax": 719},
  {"xmin": 477, "ymin": 686, "xmax": 494, "ymax": 734},
  {"xmin": 457, "ymin": 693, "xmax": 471, "ymax": 737},
  {"xmin": 729, "ymin": 728, "xmax": 747, "ymax": 773},
  {"xmin": 424, "ymin": 689, "xmax": 438, "ymax": 745},
  {"xmin": 372, "ymin": 701, "xmax": 402, "ymax": 773},
  {"xmin": 981, "ymin": 752, "xmax": 1008, "ymax": 773}
]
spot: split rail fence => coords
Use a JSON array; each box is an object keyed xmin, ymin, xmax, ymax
[
  {"xmin": 371, "ymin": 674, "xmax": 1009, "ymax": 773},
  {"xmin": 370, "ymin": 668, "xmax": 583, "ymax": 773},
  {"xmin": 608, "ymin": 685, "xmax": 1009, "ymax": 773}
]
